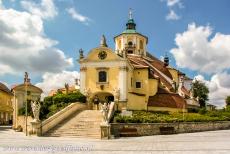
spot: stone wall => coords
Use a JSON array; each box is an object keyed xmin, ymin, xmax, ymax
[
  {"xmin": 17, "ymin": 115, "xmax": 33, "ymax": 133},
  {"xmin": 111, "ymin": 121, "xmax": 230, "ymax": 137}
]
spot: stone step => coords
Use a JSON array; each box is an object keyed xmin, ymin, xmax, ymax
[
  {"xmin": 47, "ymin": 135, "xmax": 101, "ymax": 139},
  {"xmin": 47, "ymin": 132, "xmax": 100, "ymax": 135},
  {"xmin": 45, "ymin": 110, "xmax": 103, "ymax": 138},
  {"xmin": 50, "ymin": 130, "xmax": 100, "ymax": 134}
]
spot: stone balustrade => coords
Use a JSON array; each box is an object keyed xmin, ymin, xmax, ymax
[{"xmin": 41, "ymin": 103, "xmax": 87, "ymax": 135}]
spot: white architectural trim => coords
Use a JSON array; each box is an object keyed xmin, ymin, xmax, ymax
[
  {"xmin": 81, "ymin": 61, "xmax": 127, "ymax": 68},
  {"xmin": 80, "ymin": 69, "xmax": 86, "ymax": 94},
  {"xmin": 119, "ymin": 66, "xmax": 128, "ymax": 101}
]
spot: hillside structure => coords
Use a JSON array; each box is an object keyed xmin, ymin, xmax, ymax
[{"xmin": 79, "ymin": 11, "xmax": 199, "ymax": 112}]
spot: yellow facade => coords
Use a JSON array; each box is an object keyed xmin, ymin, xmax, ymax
[
  {"xmin": 168, "ymin": 68, "xmax": 179, "ymax": 86},
  {"xmin": 0, "ymin": 84, "xmax": 13, "ymax": 125},
  {"xmin": 79, "ymin": 13, "xmax": 188, "ymax": 112}
]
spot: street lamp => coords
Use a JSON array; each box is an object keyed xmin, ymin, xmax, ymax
[{"xmin": 24, "ymin": 72, "xmax": 29, "ymax": 136}]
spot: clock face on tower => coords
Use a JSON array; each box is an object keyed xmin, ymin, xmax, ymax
[{"xmin": 98, "ymin": 51, "xmax": 107, "ymax": 60}]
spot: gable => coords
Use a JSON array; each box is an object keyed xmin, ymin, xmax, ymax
[{"xmin": 85, "ymin": 47, "xmax": 121, "ymax": 61}]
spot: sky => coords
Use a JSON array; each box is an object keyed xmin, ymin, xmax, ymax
[{"xmin": 0, "ymin": 0, "xmax": 230, "ymax": 107}]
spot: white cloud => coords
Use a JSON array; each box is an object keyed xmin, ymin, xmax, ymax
[
  {"xmin": 194, "ymin": 72, "xmax": 230, "ymax": 108},
  {"xmin": 21, "ymin": 0, "xmax": 58, "ymax": 19},
  {"xmin": 172, "ymin": 23, "xmax": 230, "ymax": 107},
  {"xmin": 36, "ymin": 71, "xmax": 79, "ymax": 97},
  {"xmin": 171, "ymin": 23, "xmax": 230, "ymax": 74},
  {"xmin": 0, "ymin": 0, "xmax": 3, "ymax": 8},
  {"xmin": 166, "ymin": 0, "xmax": 182, "ymax": 7},
  {"xmin": 66, "ymin": 7, "xmax": 91, "ymax": 25},
  {"xmin": 166, "ymin": 10, "xmax": 180, "ymax": 20},
  {"xmin": 161, "ymin": 0, "xmax": 183, "ymax": 21},
  {"xmin": 0, "ymin": 8, "xmax": 73, "ymax": 75}
]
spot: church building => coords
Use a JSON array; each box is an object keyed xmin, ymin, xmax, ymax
[{"xmin": 79, "ymin": 11, "xmax": 199, "ymax": 112}]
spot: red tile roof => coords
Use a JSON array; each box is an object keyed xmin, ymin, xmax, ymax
[
  {"xmin": 0, "ymin": 82, "xmax": 13, "ymax": 95},
  {"xmin": 127, "ymin": 54, "xmax": 174, "ymax": 90},
  {"xmin": 148, "ymin": 87, "xmax": 187, "ymax": 109}
]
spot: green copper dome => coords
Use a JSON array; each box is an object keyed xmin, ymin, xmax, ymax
[{"xmin": 126, "ymin": 18, "xmax": 136, "ymax": 30}]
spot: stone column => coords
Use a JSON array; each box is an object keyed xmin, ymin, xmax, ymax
[
  {"xmin": 80, "ymin": 67, "xmax": 87, "ymax": 94},
  {"xmin": 119, "ymin": 66, "xmax": 127, "ymax": 101},
  {"xmin": 5, "ymin": 112, "xmax": 8, "ymax": 124}
]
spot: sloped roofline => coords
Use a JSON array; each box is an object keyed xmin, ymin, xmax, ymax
[{"xmin": 12, "ymin": 83, "xmax": 43, "ymax": 93}]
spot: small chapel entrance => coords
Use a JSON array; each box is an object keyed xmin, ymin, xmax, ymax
[{"xmin": 92, "ymin": 92, "xmax": 114, "ymax": 110}]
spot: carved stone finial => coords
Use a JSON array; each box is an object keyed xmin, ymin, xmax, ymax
[
  {"xmin": 64, "ymin": 83, "xmax": 69, "ymax": 94},
  {"xmin": 24, "ymin": 72, "xmax": 31, "ymax": 84},
  {"xmin": 100, "ymin": 35, "xmax": 108, "ymax": 47},
  {"xmin": 75, "ymin": 78, "xmax": 80, "ymax": 86},
  {"xmin": 164, "ymin": 53, "xmax": 169, "ymax": 67},
  {"xmin": 79, "ymin": 48, "xmax": 84, "ymax": 59}
]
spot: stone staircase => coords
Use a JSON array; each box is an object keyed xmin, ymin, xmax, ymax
[{"xmin": 44, "ymin": 110, "xmax": 103, "ymax": 138}]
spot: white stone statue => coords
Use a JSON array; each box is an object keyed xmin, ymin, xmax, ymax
[
  {"xmin": 31, "ymin": 100, "xmax": 41, "ymax": 122},
  {"xmin": 84, "ymin": 88, "xmax": 91, "ymax": 98},
  {"xmin": 101, "ymin": 103, "xmax": 109, "ymax": 124},
  {"xmin": 113, "ymin": 88, "xmax": 120, "ymax": 101}
]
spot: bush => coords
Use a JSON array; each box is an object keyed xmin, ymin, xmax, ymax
[
  {"xmin": 39, "ymin": 91, "xmax": 86, "ymax": 120},
  {"xmin": 113, "ymin": 110, "xmax": 230, "ymax": 123},
  {"xmin": 198, "ymin": 108, "xmax": 207, "ymax": 115},
  {"xmin": 18, "ymin": 101, "xmax": 33, "ymax": 117}
]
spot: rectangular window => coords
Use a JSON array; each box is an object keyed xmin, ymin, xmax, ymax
[
  {"xmin": 99, "ymin": 71, "xmax": 107, "ymax": 82},
  {"xmin": 136, "ymin": 82, "xmax": 141, "ymax": 88}
]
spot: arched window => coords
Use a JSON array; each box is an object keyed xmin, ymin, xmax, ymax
[
  {"xmin": 99, "ymin": 71, "xmax": 107, "ymax": 82},
  {"xmin": 140, "ymin": 40, "xmax": 143, "ymax": 50},
  {"xmin": 128, "ymin": 41, "xmax": 133, "ymax": 47}
]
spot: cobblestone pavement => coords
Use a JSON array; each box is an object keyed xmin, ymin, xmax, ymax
[{"xmin": 1, "ymin": 126, "xmax": 230, "ymax": 154}]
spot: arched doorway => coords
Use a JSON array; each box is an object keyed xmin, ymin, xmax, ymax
[{"xmin": 92, "ymin": 92, "xmax": 114, "ymax": 110}]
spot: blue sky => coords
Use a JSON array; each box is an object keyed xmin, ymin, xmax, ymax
[{"xmin": 0, "ymin": 0, "xmax": 230, "ymax": 107}]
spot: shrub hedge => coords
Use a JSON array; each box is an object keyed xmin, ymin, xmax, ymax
[
  {"xmin": 114, "ymin": 110, "xmax": 230, "ymax": 123},
  {"xmin": 19, "ymin": 91, "xmax": 86, "ymax": 120}
]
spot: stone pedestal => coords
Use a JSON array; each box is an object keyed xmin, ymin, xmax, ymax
[
  {"xmin": 30, "ymin": 120, "xmax": 41, "ymax": 136},
  {"xmin": 100, "ymin": 124, "xmax": 111, "ymax": 140}
]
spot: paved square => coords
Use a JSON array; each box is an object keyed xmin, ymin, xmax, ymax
[{"xmin": 1, "ymin": 126, "xmax": 230, "ymax": 154}]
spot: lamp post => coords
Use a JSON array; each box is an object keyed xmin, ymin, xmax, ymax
[
  {"xmin": 25, "ymin": 76, "xmax": 28, "ymax": 136},
  {"xmin": 24, "ymin": 72, "xmax": 29, "ymax": 136}
]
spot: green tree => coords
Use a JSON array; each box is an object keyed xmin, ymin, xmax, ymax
[
  {"xmin": 192, "ymin": 80, "xmax": 209, "ymax": 108},
  {"xmin": 225, "ymin": 96, "xmax": 230, "ymax": 106}
]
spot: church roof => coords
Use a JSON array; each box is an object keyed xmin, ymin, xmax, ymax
[
  {"xmin": 12, "ymin": 83, "xmax": 43, "ymax": 93},
  {"xmin": 0, "ymin": 82, "xmax": 13, "ymax": 95},
  {"xmin": 148, "ymin": 87, "xmax": 187, "ymax": 109},
  {"xmin": 181, "ymin": 86, "xmax": 190, "ymax": 97},
  {"xmin": 127, "ymin": 53, "xmax": 174, "ymax": 91}
]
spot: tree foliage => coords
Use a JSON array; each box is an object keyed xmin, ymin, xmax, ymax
[
  {"xmin": 39, "ymin": 91, "xmax": 86, "ymax": 119},
  {"xmin": 226, "ymin": 96, "xmax": 230, "ymax": 106},
  {"xmin": 192, "ymin": 80, "xmax": 209, "ymax": 108}
]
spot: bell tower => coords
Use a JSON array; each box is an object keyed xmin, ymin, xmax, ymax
[{"xmin": 114, "ymin": 9, "xmax": 148, "ymax": 57}]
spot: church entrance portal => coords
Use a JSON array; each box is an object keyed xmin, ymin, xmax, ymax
[{"xmin": 92, "ymin": 92, "xmax": 114, "ymax": 110}]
